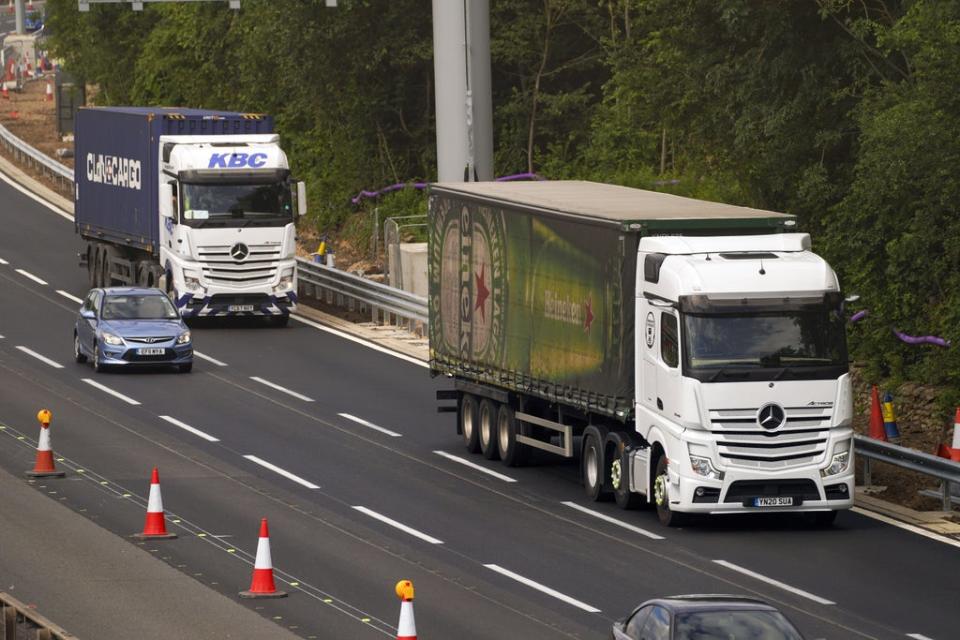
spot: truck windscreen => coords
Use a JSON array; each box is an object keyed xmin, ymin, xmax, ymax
[
  {"xmin": 180, "ymin": 182, "xmax": 293, "ymax": 227},
  {"xmin": 682, "ymin": 310, "xmax": 848, "ymax": 382}
]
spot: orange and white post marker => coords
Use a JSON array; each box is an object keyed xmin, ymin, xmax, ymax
[
  {"xmin": 395, "ymin": 580, "xmax": 417, "ymax": 640},
  {"xmin": 26, "ymin": 409, "xmax": 65, "ymax": 478},
  {"xmin": 44, "ymin": 81, "xmax": 53, "ymax": 102},
  {"xmin": 239, "ymin": 518, "xmax": 287, "ymax": 598},
  {"xmin": 134, "ymin": 467, "xmax": 177, "ymax": 539}
]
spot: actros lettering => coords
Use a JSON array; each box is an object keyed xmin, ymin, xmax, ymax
[
  {"xmin": 207, "ymin": 152, "xmax": 268, "ymax": 169},
  {"xmin": 85, "ymin": 153, "xmax": 142, "ymax": 190}
]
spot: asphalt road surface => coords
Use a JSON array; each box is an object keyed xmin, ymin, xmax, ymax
[{"xmin": 0, "ymin": 170, "xmax": 957, "ymax": 640}]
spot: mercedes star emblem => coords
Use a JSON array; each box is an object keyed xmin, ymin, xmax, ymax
[
  {"xmin": 230, "ymin": 243, "xmax": 250, "ymax": 261},
  {"xmin": 757, "ymin": 403, "xmax": 786, "ymax": 430}
]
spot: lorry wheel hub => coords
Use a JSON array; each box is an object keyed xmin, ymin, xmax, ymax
[
  {"xmin": 611, "ymin": 459, "xmax": 622, "ymax": 490},
  {"xmin": 654, "ymin": 474, "xmax": 667, "ymax": 506}
]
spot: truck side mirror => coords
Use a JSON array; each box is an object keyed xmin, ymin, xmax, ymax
[
  {"xmin": 297, "ymin": 181, "xmax": 308, "ymax": 216},
  {"xmin": 159, "ymin": 183, "xmax": 174, "ymax": 219}
]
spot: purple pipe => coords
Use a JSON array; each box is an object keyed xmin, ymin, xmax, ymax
[
  {"xmin": 849, "ymin": 310, "xmax": 868, "ymax": 323},
  {"xmin": 495, "ymin": 172, "xmax": 545, "ymax": 182},
  {"xmin": 891, "ymin": 328, "xmax": 951, "ymax": 348},
  {"xmin": 350, "ymin": 173, "xmax": 544, "ymax": 205}
]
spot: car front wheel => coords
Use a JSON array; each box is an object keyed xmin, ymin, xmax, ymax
[{"xmin": 93, "ymin": 343, "xmax": 107, "ymax": 373}]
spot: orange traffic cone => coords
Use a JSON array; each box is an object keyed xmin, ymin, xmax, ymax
[
  {"xmin": 26, "ymin": 409, "xmax": 65, "ymax": 478},
  {"xmin": 44, "ymin": 82, "xmax": 52, "ymax": 102},
  {"xmin": 395, "ymin": 580, "xmax": 417, "ymax": 640},
  {"xmin": 134, "ymin": 467, "xmax": 177, "ymax": 539},
  {"xmin": 936, "ymin": 408, "xmax": 960, "ymax": 462},
  {"xmin": 239, "ymin": 518, "xmax": 287, "ymax": 598},
  {"xmin": 868, "ymin": 385, "xmax": 887, "ymax": 441}
]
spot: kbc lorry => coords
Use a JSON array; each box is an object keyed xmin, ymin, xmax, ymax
[
  {"xmin": 429, "ymin": 181, "xmax": 853, "ymax": 526},
  {"xmin": 75, "ymin": 107, "xmax": 307, "ymax": 324}
]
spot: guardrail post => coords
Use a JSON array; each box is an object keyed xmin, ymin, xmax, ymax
[
  {"xmin": 4, "ymin": 602, "xmax": 15, "ymax": 640},
  {"xmin": 863, "ymin": 457, "xmax": 872, "ymax": 487},
  {"xmin": 943, "ymin": 481, "xmax": 952, "ymax": 512}
]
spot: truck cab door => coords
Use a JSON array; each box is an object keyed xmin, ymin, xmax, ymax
[
  {"xmin": 656, "ymin": 310, "xmax": 682, "ymax": 421},
  {"xmin": 638, "ymin": 298, "xmax": 658, "ymax": 413}
]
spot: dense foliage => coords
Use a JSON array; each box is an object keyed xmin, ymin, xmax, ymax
[{"xmin": 46, "ymin": 0, "xmax": 960, "ymax": 402}]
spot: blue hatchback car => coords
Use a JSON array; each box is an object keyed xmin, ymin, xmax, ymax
[{"xmin": 74, "ymin": 287, "xmax": 193, "ymax": 373}]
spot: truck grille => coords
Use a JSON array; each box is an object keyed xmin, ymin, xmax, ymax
[
  {"xmin": 197, "ymin": 244, "xmax": 281, "ymax": 285},
  {"xmin": 708, "ymin": 406, "xmax": 831, "ymax": 470}
]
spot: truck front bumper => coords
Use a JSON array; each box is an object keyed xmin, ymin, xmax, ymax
[{"xmin": 175, "ymin": 292, "xmax": 296, "ymax": 318}]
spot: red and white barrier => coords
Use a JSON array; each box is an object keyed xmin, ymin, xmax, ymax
[
  {"xmin": 239, "ymin": 518, "xmax": 287, "ymax": 598},
  {"xmin": 26, "ymin": 409, "xmax": 64, "ymax": 478},
  {"xmin": 44, "ymin": 81, "xmax": 52, "ymax": 102},
  {"xmin": 395, "ymin": 580, "xmax": 417, "ymax": 640},
  {"xmin": 134, "ymin": 467, "xmax": 177, "ymax": 539},
  {"xmin": 937, "ymin": 408, "xmax": 960, "ymax": 462}
]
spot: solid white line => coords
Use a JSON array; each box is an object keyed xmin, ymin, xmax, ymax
[
  {"xmin": 561, "ymin": 501, "xmax": 665, "ymax": 540},
  {"xmin": 433, "ymin": 450, "xmax": 517, "ymax": 483},
  {"xmin": 483, "ymin": 564, "xmax": 601, "ymax": 613},
  {"xmin": 352, "ymin": 506, "xmax": 443, "ymax": 544},
  {"xmin": 193, "ymin": 351, "xmax": 228, "ymax": 367},
  {"xmin": 243, "ymin": 454, "xmax": 320, "ymax": 489},
  {"xmin": 338, "ymin": 413, "xmax": 402, "ymax": 437},
  {"xmin": 15, "ymin": 346, "xmax": 64, "ymax": 369},
  {"xmin": 907, "ymin": 634, "xmax": 936, "ymax": 640},
  {"xmin": 249, "ymin": 376, "xmax": 314, "ymax": 402},
  {"xmin": 290, "ymin": 313, "xmax": 429, "ymax": 369},
  {"xmin": 713, "ymin": 560, "xmax": 835, "ymax": 605},
  {"xmin": 852, "ymin": 507, "xmax": 960, "ymax": 550},
  {"xmin": 15, "ymin": 268, "xmax": 47, "ymax": 285},
  {"xmin": 0, "ymin": 165, "xmax": 74, "ymax": 221},
  {"xmin": 158, "ymin": 415, "xmax": 220, "ymax": 443},
  {"xmin": 56, "ymin": 290, "xmax": 84, "ymax": 304},
  {"xmin": 81, "ymin": 378, "xmax": 141, "ymax": 406}
]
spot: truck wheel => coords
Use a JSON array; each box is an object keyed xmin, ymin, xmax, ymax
[
  {"xmin": 460, "ymin": 394, "xmax": 481, "ymax": 453},
  {"xmin": 101, "ymin": 246, "xmax": 118, "ymax": 287},
  {"xmin": 609, "ymin": 436, "xmax": 643, "ymax": 510},
  {"xmin": 496, "ymin": 403, "xmax": 529, "ymax": 467},
  {"xmin": 86, "ymin": 245, "xmax": 97, "ymax": 288},
  {"xmin": 654, "ymin": 455, "xmax": 687, "ymax": 527},
  {"xmin": 73, "ymin": 333, "xmax": 87, "ymax": 363},
  {"xmin": 582, "ymin": 426, "xmax": 611, "ymax": 502},
  {"xmin": 478, "ymin": 399, "xmax": 499, "ymax": 460}
]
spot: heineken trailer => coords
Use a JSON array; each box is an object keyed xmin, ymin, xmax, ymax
[{"xmin": 429, "ymin": 181, "xmax": 853, "ymax": 526}]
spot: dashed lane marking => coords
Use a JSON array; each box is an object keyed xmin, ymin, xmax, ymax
[
  {"xmin": 242, "ymin": 454, "xmax": 320, "ymax": 489},
  {"xmin": 249, "ymin": 376, "xmax": 314, "ymax": 402},
  {"xmin": 351, "ymin": 506, "xmax": 443, "ymax": 544},
  {"xmin": 193, "ymin": 351, "xmax": 228, "ymax": 367},
  {"xmin": 15, "ymin": 268, "xmax": 48, "ymax": 285},
  {"xmin": 433, "ymin": 450, "xmax": 517, "ymax": 483},
  {"xmin": 80, "ymin": 378, "xmax": 141, "ymax": 405},
  {"xmin": 907, "ymin": 633, "xmax": 936, "ymax": 639},
  {"xmin": 15, "ymin": 346, "xmax": 64, "ymax": 369},
  {"xmin": 713, "ymin": 560, "xmax": 835, "ymax": 605},
  {"xmin": 158, "ymin": 415, "xmax": 220, "ymax": 442},
  {"xmin": 338, "ymin": 413, "xmax": 401, "ymax": 437},
  {"xmin": 561, "ymin": 501, "xmax": 665, "ymax": 540},
  {"xmin": 56, "ymin": 290, "xmax": 84, "ymax": 304},
  {"xmin": 0, "ymin": 257, "xmax": 7, "ymax": 264},
  {"xmin": 483, "ymin": 564, "xmax": 601, "ymax": 613}
]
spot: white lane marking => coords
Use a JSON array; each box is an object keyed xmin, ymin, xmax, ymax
[
  {"xmin": 291, "ymin": 313, "xmax": 428, "ymax": 369},
  {"xmin": 193, "ymin": 351, "xmax": 228, "ymax": 367},
  {"xmin": 15, "ymin": 268, "xmax": 48, "ymax": 285},
  {"xmin": 433, "ymin": 450, "xmax": 517, "ymax": 483},
  {"xmin": 242, "ymin": 454, "xmax": 320, "ymax": 489},
  {"xmin": 159, "ymin": 415, "xmax": 220, "ymax": 443},
  {"xmin": 338, "ymin": 413, "xmax": 401, "ymax": 437},
  {"xmin": 56, "ymin": 290, "xmax": 84, "ymax": 304},
  {"xmin": 351, "ymin": 506, "xmax": 443, "ymax": 544},
  {"xmin": 712, "ymin": 560, "xmax": 835, "ymax": 605},
  {"xmin": 15, "ymin": 346, "xmax": 64, "ymax": 369},
  {"xmin": 0, "ymin": 257, "xmax": 7, "ymax": 264},
  {"xmin": 249, "ymin": 376, "xmax": 314, "ymax": 402},
  {"xmin": 852, "ymin": 507, "xmax": 960, "ymax": 550},
  {"xmin": 907, "ymin": 634, "xmax": 936, "ymax": 640},
  {"xmin": 0, "ymin": 168, "xmax": 74, "ymax": 221},
  {"xmin": 561, "ymin": 502, "xmax": 665, "ymax": 540},
  {"xmin": 483, "ymin": 564, "xmax": 601, "ymax": 613},
  {"xmin": 81, "ymin": 378, "xmax": 141, "ymax": 406}
]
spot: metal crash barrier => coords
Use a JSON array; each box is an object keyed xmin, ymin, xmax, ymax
[
  {"xmin": 855, "ymin": 435, "xmax": 960, "ymax": 511},
  {"xmin": 1, "ymin": 592, "xmax": 76, "ymax": 640}
]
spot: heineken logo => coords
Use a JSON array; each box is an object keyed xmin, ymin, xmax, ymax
[{"xmin": 544, "ymin": 289, "xmax": 595, "ymax": 333}]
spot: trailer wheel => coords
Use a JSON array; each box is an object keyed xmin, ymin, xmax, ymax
[
  {"xmin": 86, "ymin": 245, "xmax": 97, "ymax": 288},
  {"xmin": 460, "ymin": 394, "xmax": 481, "ymax": 453},
  {"xmin": 478, "ymin": 399, "xmax": 499, "ymax": 460},
  {"xmin": 654, "ymin": 454, "xmax": 687, "ymax": 527},
  {"xmin": 101, "ymin": 246, "xmax": 118, "ymax": 287},
  {"xmin": 92, "ymin": 247, "xmax": 105, "ymax": 288},
  {"xmin": 582, "ymin": 426, "xmax": 611, "ymax": 502},
  {"xmin": 496, "ymin": 403, "xmax": 529, "ymax": 467}
]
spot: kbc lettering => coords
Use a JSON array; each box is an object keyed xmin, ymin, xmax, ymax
[{"xmin": 207, "ymin": 152, "xmax": 268, "ymax": 169}]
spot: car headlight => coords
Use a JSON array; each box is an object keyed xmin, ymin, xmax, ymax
[
  {"xmin": 101, "ymin": 332, "xmax": 123, "ymax": 346},
  {"xmin": 183, "ymin": 269, "xmax": 203, "ymax": 292},
  {"xmin": 176, "ymin": 331, "xmax": 191, "ymax": 345},
  {"xmin": 689, "ymin": 455, "xmax": 724, "ymax": 481},
  {"xmin": 277, "ymin": 268, "xmax": 294, "ymax": 291},
  {"xmin": 821, "ymin": 441, "xmax": 851, "ymax": 477}
]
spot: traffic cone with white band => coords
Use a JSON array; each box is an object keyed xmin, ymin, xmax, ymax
[
  {"xmin": 868, "ymin": 386, "xmax": 887, "ymax": 441},
  {"xmin": 26, "ymin": 409, "xmax": 64, "ymax": 478},
  {"xmin": 239, "ymin": 518, "xmax": 287, "ymax": 598},
  {"xmin": 134, "ymin": 467, "xmax": 177, "ymax": 539},
  {"xmin": 1, "ymin": 85, "xmax": 9, "ymax": 100},
  {"xmin": 44, "ymin": 81, "xmax": 52, "ymax": 102},
  {"xmin": 395, "ymin": 580, "xmax": 417, "ymax": 640},
  {"xmin": 936, "ymin": 408, "xmax": 960, "ymax": 462}
]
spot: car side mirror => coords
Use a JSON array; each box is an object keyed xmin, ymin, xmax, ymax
[{"xmin": 80, "ymin": 309, "xmax": 96, "ymax": 319}]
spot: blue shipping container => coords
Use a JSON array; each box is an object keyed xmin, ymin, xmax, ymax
[{"xmin": 75, "ymin": 107, "xmax": 275, "ymax": 254}]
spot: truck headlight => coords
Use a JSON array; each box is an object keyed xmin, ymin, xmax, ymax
[
  {"xmin": 176, "ymin": 331, "xmax": 191, "ymax": 345},
  {"xmin": 101, "ymin": 332, "xmax": 123, "ymax": 346},
  {"xmin": 276, "ymin": 268, "xmax": 294, "ymax": 291},
  {"xmin": 821, "ymin": 442, "xmax": 852, "ymax": 477},
  {"xmin": 183, "ymin": 269, "xmax": 203, "ymax": 292},
  {"xmin": 689, "ymin": 455, "xmax": 724, "ymax": 481}
]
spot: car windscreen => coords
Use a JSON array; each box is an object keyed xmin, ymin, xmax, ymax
[
  {"xmin": 674, "ymin": 610, "xmax": 804, "ymax": 639},
  {"xmin": 180, "ymin": 181, "xmax": 292, "ymax": 227},
  {"xmin": 101, "ymin": 295, "xmax": 179, "ymax": 320}
]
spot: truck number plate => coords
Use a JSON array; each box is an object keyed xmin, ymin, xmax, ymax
[
  {"xmin": 137, "ymin": 348, "xmax": 165, "ymax": 356},
  {"xmin": 228, "ymin": 305, "xmax": 255, "ymax": 312},
  {"xmin": 753, "ymin": 497, "xmax": 794, "ymax": 507}
]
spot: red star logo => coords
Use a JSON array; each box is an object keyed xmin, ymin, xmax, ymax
[
  {"xmin": 583, "ymin": 297, "xmax": 594, "ymax": 333},
  {"xmin": 475, "ymin": 264, "xmax": 490, "ymax": 321}
]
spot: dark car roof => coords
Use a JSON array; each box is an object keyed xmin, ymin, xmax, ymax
[{"xmin": 637, "ymin": 595, "xmax": 777, "ymax": 614}]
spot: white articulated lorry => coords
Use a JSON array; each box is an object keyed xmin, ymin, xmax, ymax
[
  {"xmin": 76, "ymin": 107, "xmax": 307, "ymax": 325},
  {"xmin": 429, "ymin": 181, "xmax": 853, "ymax": 526}
]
